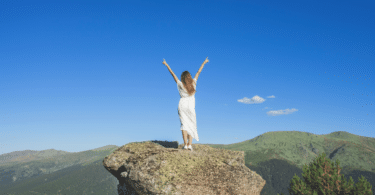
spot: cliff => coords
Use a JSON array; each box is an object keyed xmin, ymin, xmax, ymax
[{"xmin": 103, "ymin": 141, "xmax": 266, "ymax": 195}]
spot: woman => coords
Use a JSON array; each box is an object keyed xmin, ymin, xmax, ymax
[{"xmin": 162, "ymin": 57, "xmax": 209, "ymax": 151}]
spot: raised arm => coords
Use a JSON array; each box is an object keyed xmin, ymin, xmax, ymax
[
  {"xmin": 194, "ymin": 57, "xmax": 209, "ymax": 81},
  {"xmin": 163, "ymin": 59, "xmax": 179, "ymax": 83}
]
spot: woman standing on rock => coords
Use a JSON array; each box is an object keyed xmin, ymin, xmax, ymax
[{"xmin": 162, "ymin": 57, "xmax": 209, "ymax": 151}]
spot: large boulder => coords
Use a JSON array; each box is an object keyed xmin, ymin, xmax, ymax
[{"xmin": 103, "ymin": 141, "xmax": 266, "ymax": 195}]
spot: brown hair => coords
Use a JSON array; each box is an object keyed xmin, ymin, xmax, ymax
[{"xmin": 181, "ymin": 71, "xmax": 196, "ymax": 96}]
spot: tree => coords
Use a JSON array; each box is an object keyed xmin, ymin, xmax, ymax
[{"xmin": 277, "ymin": 152, "xmax": 372, "ymax": 195}]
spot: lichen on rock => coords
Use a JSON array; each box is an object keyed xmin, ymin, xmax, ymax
[{"xmin": 103, "ymin": 141, "xmax": 266, "ymax": 195}]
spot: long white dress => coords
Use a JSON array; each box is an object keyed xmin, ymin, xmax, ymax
[{"xmin": 177, "ymin": 78, "xmax": 199, "ymax": 141}]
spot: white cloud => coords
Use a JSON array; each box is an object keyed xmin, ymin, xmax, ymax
[
  {"xmin": 238, "ymin": 95, "xmax": 298, "ymax": 116},
  {"xmin": 267, "ymin": 108, "xmax": 298, "ymax": 116},
  {"xmin": 237, "ymin": 95, "xmax": 265, "ymax": 104}
]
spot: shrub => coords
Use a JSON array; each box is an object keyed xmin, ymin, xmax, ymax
[{"xmin": 277, "ymin": 152, "xmax": 372, "ymax": 195}]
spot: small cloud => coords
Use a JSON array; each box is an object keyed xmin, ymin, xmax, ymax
[
  {"xmin": 238, "ymin": 95, "xmax": 297, "ymax": 116},
  {"xmin": 238, "ymin": 95, "xmax": 265, "ymax": 104},
  {"xmin": 235, "ymin": 137, "xmax": 238, "ymax": 139},
  {"xmin": 267, "ymin": 108, "xmax": 298, "ymax": 116}
]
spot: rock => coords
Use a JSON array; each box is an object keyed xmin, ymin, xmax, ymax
[
  {"xmin": 103, "ymin": 141, "xmax": 266, "ymax": 195},
  {"xmin": 148, "ymin": 140, "xmax": 179, "ymax": 149}
]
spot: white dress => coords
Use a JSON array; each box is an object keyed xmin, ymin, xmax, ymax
[{"xmin": 177, "ymin": 78, "xmax": 199, "ymax": 141}]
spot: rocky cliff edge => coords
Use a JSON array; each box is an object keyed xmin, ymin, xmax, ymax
[{"xmin": 103, "ymin": 141, "xmax": 266, "ymax": 195}]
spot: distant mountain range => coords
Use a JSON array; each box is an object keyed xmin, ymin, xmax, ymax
[{"xmin": 1, "ymin": 130, "xmax": 374, "ymax": 195}]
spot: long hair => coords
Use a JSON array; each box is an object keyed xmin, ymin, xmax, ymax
[{"xmin": 181, "ymin": 71, "xmax": 196, "ymax": 96}]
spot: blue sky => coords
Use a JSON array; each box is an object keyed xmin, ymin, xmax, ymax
[{"xmin": 1, "ymin": 0, "xmax": 374, "ymax": 155}]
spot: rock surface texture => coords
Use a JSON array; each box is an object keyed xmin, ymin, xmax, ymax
[{"xmin": 103, "ymin": 141, "xmax": 266, "ymax": 195}]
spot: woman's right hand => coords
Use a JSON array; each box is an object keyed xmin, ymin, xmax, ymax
[
  {"xmin": 204, "ymin": 57, "xmax": 209, "ymax": 63},
  {"xmin": 162, "ymin": 58, "xmax": 168, "ymax": 66}
]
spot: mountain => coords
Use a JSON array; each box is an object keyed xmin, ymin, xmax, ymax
[
  {"xmin": 0, "ymin": 145, "xmax": 120, "ymax": 195},
  {"xmin": 0, "ymin": 149, "xmax": 71, "ymax": 166},
  {"xmin": 206, "ymin": 130, "xmax": 375, "ymax": 194},
  {"xmin": 0, "ymin": 131, "xmax": 374, "ymax": 195}
]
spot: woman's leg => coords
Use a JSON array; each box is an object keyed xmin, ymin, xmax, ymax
[
  {"xmin": 188, "ymin": 134, "xmax": 192, "ymax": 146},
  {"xmin": 182, "ymin": 130, "xmax": 188, "ymax": 146}
]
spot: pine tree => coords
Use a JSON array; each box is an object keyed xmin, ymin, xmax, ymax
[{"xmin": 277, "ymin": 152, "xmax": 372, "ymax": 195}]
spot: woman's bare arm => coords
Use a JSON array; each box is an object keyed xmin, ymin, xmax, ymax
[
  {"xmin": 195, "ymin": 57, "xmax": 209, "ymax": 80},
  {"xmin": 163, "ymin": 59, "xmax": 178, "ymax": 83}
]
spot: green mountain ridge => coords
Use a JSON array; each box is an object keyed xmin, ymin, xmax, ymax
[{"xmin": 1, "ymin": 130, "xmax": 374, "ymax": 195}]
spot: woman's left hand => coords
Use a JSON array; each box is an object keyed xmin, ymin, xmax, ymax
[{"xmin": 162, "ymin": 59, "xmax": 168, "ymax": 66}]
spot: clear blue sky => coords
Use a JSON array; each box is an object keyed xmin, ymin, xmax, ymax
[{"xmin": 1, "ymin": 0, "xmax": 374, "ymax": 155}]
